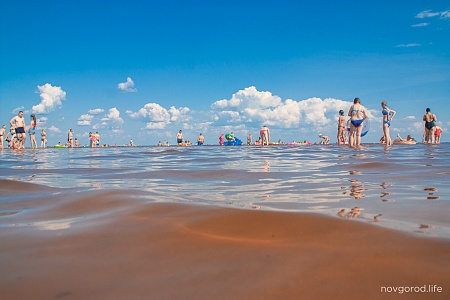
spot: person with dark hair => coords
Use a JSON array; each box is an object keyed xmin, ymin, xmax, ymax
[
  {"xmin": 423, "ymin": 108, "xmax": 437, "ymax": 144},
  {"xmin": 10, "ymin": 111, "xmax": 26, "ymax": 149},
  {"xmin": 381, "ymin": 101, "xmax": 396, "ymax": 146},
  {"xmin": 347, "ymin": 98, "xmax": 368, "ymax": 147},
  {"xmin": 337, "ymin": 110, "xmax": 346, "ymax": 144},
  {"xmin": 29, "ymin": 114, "xmax": 37, "ymax": 149}
]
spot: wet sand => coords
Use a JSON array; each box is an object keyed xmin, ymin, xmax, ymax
[{"xmin": 1, "ymin": 181, "xmax": 449, "ymax": 299}]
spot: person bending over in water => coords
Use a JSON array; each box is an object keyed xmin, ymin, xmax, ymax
[
  {"xmin": 381, "ymin": 101, "xmax": 396, "ymax": 146},
  {"xmin": 347, "ymin": 98, "xmax": 368, "ymax": 147},
  {"xmin": 318, "ymin": 134, "xmax": 329, "ymax": 144},
  {"xmin": 423, "ymin": 108, "xmax": 437, "ymax": 144}
]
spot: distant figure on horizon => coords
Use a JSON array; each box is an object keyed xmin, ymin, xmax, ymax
[
  {"xmin": 247, "ymin": 133, "xmax": 252, "ymax": 145},
  {"xmin": 29, "ymin": 114, "xmax": 37, "ymax": 149},
  {"xmin": 435, "ymin": 126, "xmax": 442, "ymax": 144},
  {"xmin": 381, "ymin": 101, "xmax": 396, "ymax": 146},
  {"xmin": 348, "ymin": 98, "xmax": 368, "ymax": 147},
  {"xmin": 41, "ymin": 129, "xmax": 47, "ymax": 148},
  {"xmin": 260, "ymin": 125, "xmax": 270, "ymax": 145},
  {"xmin": 337, "ymin": 110, "xmax": 346, "ymax": 145},
  {"xmin": 67, "ymin": 129, "xmax": 74, "ymax": 148},
  {"xmin": 423, "ymin": 108, "xmax": 437, "ymax": 144},
  {"xmin": 10, "ymin": 110, "xmax": 26, "ymax": 149},
  {"xmin": 176, "ymin": 130, "xmax": 183, "ymax": 145},
  {"xmin": 219, "ymin": 134, "xmax": 225, "ymax": 146},
  {"xmin": 0, "ymin": 125, "xmax": 6, "ymax": 149},
  {"xmin": 197, "ymin": 133, "xmax": 204, "ymax": 146}
]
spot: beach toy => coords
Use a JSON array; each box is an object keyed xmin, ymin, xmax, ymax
[
  {"xmin": 54, "ymin": 144, "xmax": 66, "ymax": 148},
  {"xmin": 223, "ymin": 137, "xmax": 242, "ymax": 146},
  {"xmin": 361, "ymin": 118, "xmax": 370, "ymax": 137}
]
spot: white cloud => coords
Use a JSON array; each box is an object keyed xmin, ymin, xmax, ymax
[
  {"xmin": 411, "ymin": 22, "xmax": 429, "ymax": 27},
  {"xmin": 47, "ymin": 125, "xmax": 61, "ymax": 133},
  {"xmin": 395, "ymin": 43, "xmax": 421, "ymax": 48},
  {"xmin": 210, "ymin": 86, "xmax": 354, "ymax": 128},
  {"xmin": 38, "ymin": 116, "xmax": 48, "ymax": 126},
  {"xmin": 127, "ymin": 103, "xmax": 190, "ymax": 129},
  {"xmin": 77, "ymin": 114, "xmax": 95, "ymax": 126},
  {"xmin": 12, "ymin": 106, "xmax": 24, "ymax": 114},
  {"xmin": 415, "ymin": 10, "xmax": 450, "ymax": 19},
  {"xmin": 102, "ymin": 108, "xmax": 124, "ymax": 124},
  {"xmin": 31, "ymin": 83, "xmax": 67, "ymax": 114},
  {"xmin": 406, "ymin": 116, "xmax": 416, "ymax": 120},
  {"xmin": 118, "ymin": 77, "xmax": 137, "ymax": 92},
  {"xmin": 88, "ymin": 108, "xmax": 104, "ymax": 115}
]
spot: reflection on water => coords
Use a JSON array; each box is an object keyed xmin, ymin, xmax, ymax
[{"xmin": 0, "ymin": 144, "xmax": 449, "ymax": 237}]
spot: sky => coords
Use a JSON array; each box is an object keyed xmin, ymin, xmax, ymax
[{"xmin": 0, "ymin": 0, "xmax": 449, "ymax": 146}]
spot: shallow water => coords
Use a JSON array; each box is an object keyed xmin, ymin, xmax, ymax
[{"xmin": 1, "ymin": 143, "xmax": 449, "ymax": 238}]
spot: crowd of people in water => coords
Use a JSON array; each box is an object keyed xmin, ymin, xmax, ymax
[{"xmin": 1, "ymin": 99, "xmax": 443, "ymax": 149}]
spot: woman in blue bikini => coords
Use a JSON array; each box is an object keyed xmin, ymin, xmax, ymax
[
  {"xmin": 381, "ymin": 101, "xmax": 396, "ymax": 146},
  {"xmin": 347, "ymin": 98, "xmax": 368, "ymax": 147}
]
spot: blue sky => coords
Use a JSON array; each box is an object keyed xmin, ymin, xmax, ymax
[{"xmin": 1, "ymin": 0, "xmax": 449, "ymax": 146}]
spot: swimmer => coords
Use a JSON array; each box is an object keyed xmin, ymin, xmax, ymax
[
  {"xmin": 381, "ymin": 101, "xmax": 396, "ymax": 146},
  {"xmin": 176, "ymin": 130, "xmax": 183, "ymax": 145},
  {"xmin": 337, "ymin": 110, "xmax": 346, "ymax": 144},
  {"xmin": 197, "ymin": 133, "xmax": 204, "ymax": 146},
  {"xmin": 347, "ymin": 98, "xmax": 368, "ymax": 147},
  {"xmin": 423, "ymin": 108, "xmax": 437, "ymax": 144},
  {"xmin": 260, "ymin": 125, "xmax": 270, "ymax": 146},
  {"xmin": 318, "ymin": 133, "xmax": 329, "ymax": 144},
  {"xmin": 10, "ymin": 111, "xmax": 26, "ymax": 149},
  {"xmin": 41, "ymin": 128, "xmax": 47, "ymax": 148},
  {"xmin": 29, "ymin": 114, "xmax": 37, "ymax": 149},
  {"xmin": 0, "ymin": 125, "xmax": 6, "ymax": 149},
  {"xmin": 434, "ymin": 126, "xmax": 442, "ymax": 144}
]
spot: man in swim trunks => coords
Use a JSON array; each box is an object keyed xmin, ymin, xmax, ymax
[
  {"xmin": 347, "ymin": 98, "xmax": 368, "ymax": 147},
  {"xmin": 10, "ymin": 111, "xmax": 27, "ymax": 149},
  {"xmin": 176, "ymin": 130, "xmax": 183, "ymax": 145},
  {"xmin": 423, "ymin": 108, "xmax": 437, "ymax": 144},
  {"xmin": 197, "ymin": 133, "xmax": 204, "ymax": 146}
]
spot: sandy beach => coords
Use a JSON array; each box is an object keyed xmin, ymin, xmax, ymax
[{"xmin": 1, "ymin": 180, "xmax": 449, "ymax": 299}]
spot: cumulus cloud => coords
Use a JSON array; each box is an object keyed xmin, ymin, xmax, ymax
[
  {"xmin": 126, "ymin": 103, "xmax": 190, "ymax": 129},
  {"xmin": 395, "ymin": 43, "xmax": 421, "ymax": 48},
  {"xmin": 31, "ymin": 83, "xmax": 67, "ymax": 114},
  {"xmin": 38, "ymin": 116, "xmax": 48, "ymax": 126},
  {"xmin": 77, "ymin": 114, "xmax": 95, "ymax": 126},
  {"xmin": 210, "ymin": 86, "xmax": 354, "ymax": 128},
  {"xmin": 102, "ymin": 108, "xmax": 124, "ymax": 124},
  {"xmin": 47, "ymin": 125, "xmax": 61, "ymax": 133},
  {"xmin": 88, "ymin": 108, "xmax": 104, "ymax": 115},
  {"xmin": 411, "ymin": 22, "xmax": 429, "ymax": 27},
  {"xmin": 415, "ymin": 10, "xmax": 450, "ymax": 19},
  {"xmin": 406, "ymin": 116, "xmax": 416, "ymax": 120},
  {"xmin": 118, "ymin": 77, "xmax": 137, "ymax": 92}
]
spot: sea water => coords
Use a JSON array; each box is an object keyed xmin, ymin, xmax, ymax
[{"xmin": 1, "ymin": 144, "xmax": 449, "ymax": 238}]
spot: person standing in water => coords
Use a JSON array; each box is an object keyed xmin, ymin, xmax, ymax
[
  {"xmin": 29, "ymin": 114, "xmax": 38, "ymax": 149},
  {"xmin": 176, "ymin": 130, "xmax": 183, "ymax": 145},
  {"xmin": 41, "ymin": 128, "xmax": 47, "ymax": 148},
  {"xmin": 260, "ymin": 125, "xmax": 270, "ymax": 146},
  {"xmin": 197, "ymin": 133, "xmax": 204, "ymax": 146},
  {"xmin": 347, "ymin": 98, "xmax": 368, "ymax": 147},
  {"xmin": 0, "ymin": 125, "xmax": 6, "ymax": 149},
  {"xmin": 381, "ymin": 101, "xmax": 396, "ymax": 146},
  {"xmin": 10, "ymin": 110, "xmax": 27, "ymax": 149},
  {"xmin": 337, "ymin": 110, "xmax": 346, "ymax": 144},
  {"xmin": 423, "ymin": 108, "xmax": 437, "ymax": 144}
]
